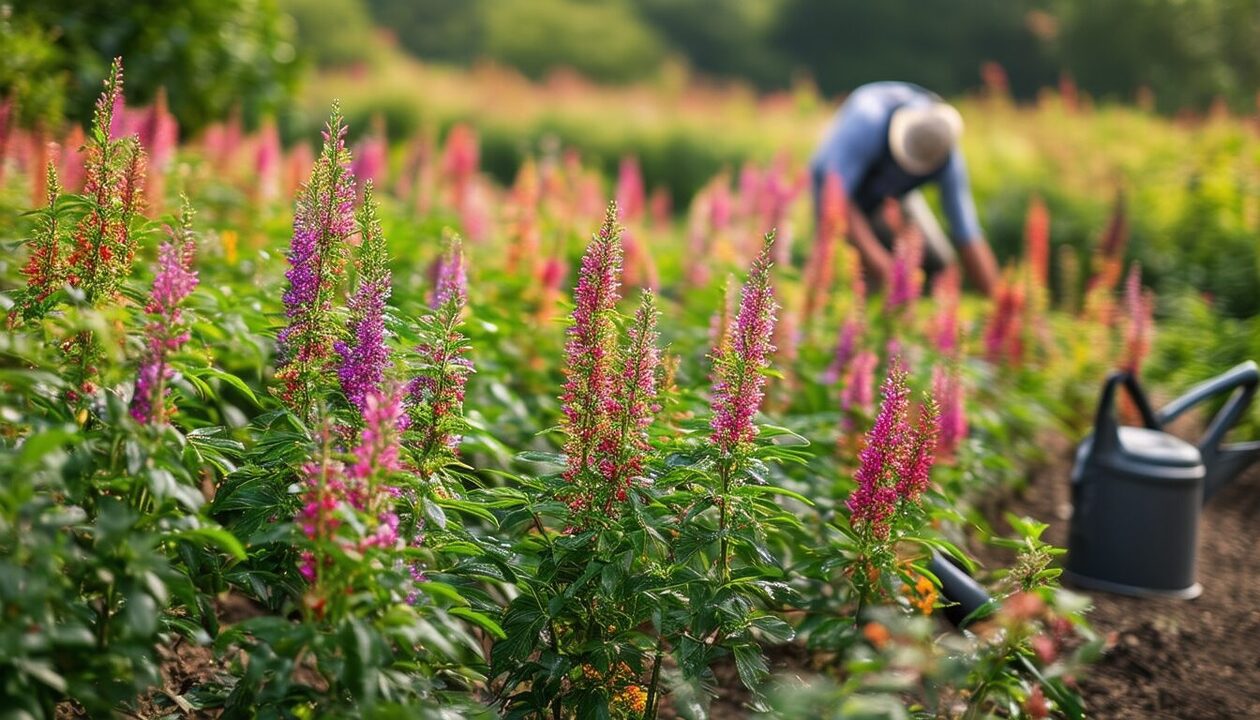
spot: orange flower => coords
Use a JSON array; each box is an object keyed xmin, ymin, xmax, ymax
[
  {"xmin": 863, "ymin": 621, "xmax": 891, "ymax": 648},
  {"xmin": 614, "ymin": 685, "xmax": 648, "ymax": 714},
  {"xmin": 901, "ymin": 573, "xmax": 938, "ymax": 615}
]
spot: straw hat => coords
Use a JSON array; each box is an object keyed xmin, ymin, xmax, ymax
[{"xmin": 888, "ymin": 103, "xmax": 964, "ymax": 176}]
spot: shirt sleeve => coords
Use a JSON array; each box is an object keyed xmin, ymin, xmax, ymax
[
  {"xmin": 937, "ymin": 150, "xmax": 982, "ymax": 247},
  {"xmin": 813, "ymin": 99, "xmax": 885, "ymax": 198}
]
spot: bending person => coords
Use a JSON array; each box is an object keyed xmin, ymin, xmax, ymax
[{"xmin": 811, "ymin": 81, "xmax": 999, "ymax": 296}]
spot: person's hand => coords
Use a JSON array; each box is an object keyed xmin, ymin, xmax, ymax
[
  {"xmin": 846, "ymin": 202, "xmax": 894, "ymax": 289},
  {"xmin": 959, "ymin": 241, "xmax": 999, "ymax": 297}
]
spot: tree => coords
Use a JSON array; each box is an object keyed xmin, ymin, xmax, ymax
[{"xmin": 15, "ymin": 0, "xmax": 301, "ymax": 135}]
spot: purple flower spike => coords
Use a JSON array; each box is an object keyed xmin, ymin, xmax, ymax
[
  {"xmin": 276, "ymin": 105, "xmax": 357, "ymax": 414},
  {"xmin": 337, "ymin": 182, "xmax": 393, "ymax": 414}
]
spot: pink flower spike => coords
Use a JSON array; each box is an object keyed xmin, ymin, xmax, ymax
[{"xmin": 710, "ymin": 234, "xmax": 778, "ymax": 454}]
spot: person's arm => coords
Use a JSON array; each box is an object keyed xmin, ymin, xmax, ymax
[
  {"xmin": 846, "ymin": 201, "xmax": 894, "ymax": 289},
  {"xmin": 958, "ymin": 242, "xmax": 999, "ymax": 297},
  {"xmin": 938, "ymin": 152, "xmax": 999, "ymax": 296},
  {"xmin": 815, "ymin": 98, "xmax": 894, "ymax": 288}
]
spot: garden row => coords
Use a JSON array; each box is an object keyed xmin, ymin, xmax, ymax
[{"xmin": 0, "ymin": 60, "xmax": 1170, "ymax": 719}]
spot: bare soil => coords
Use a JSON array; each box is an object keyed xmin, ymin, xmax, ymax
[{"xmin": 981, "ymin": 437, "xmax": 1260, "ymax": 719}]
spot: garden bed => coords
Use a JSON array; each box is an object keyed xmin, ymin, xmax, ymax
[{"xmin": 981, "ymin": 442, "xmax": 1260, "ymax": 718}]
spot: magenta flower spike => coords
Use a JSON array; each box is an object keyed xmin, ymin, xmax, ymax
[
  {"xmin": 710, "ymin": 234, "xmax": 778, "ymax": 454},
  {"xmin": 298, "ymin": 385, "xmax": 407, "ymax": 586},
  {"xmin": 887, "ymin": 227, "xmax": 924, "ymax": 312},
  {"xmin": 560, "ymin": 204, "xmax": 624, "ymax": 496},
  {"xmin": 1122, "ymin": 262, "xmax": 1153, "ymax": 373},
  {"xmin": 616, "ymin": 155, "xmax": 645, "ymax": 223},
  {"xmin": 430, "ymin": 235, "xmax": 468, "ymax": 311},
  {"xmin": 845, "ymin": 359, "xmax": 941, "ymax": 539},
  {"xmin": 930, "ymin": 267, "xmax": 962, "ymax": 356},
  {"xmin": 349, "ymin": 386, "xmax": 409, "ymax": 486},
  {"xmin": 136, "ymin": 88, "xmax": 178, "ymax": 169},
  {"xmin": 131, "ymin": 202, "xmax": 198, "ymax": 425},
  {"xmin": 848, "ymin": 362, "xmax": 911, "ymax": 538},
  {"xmin": 984, "ymin": 276, "xmax": 1026, "ymax": 365},
  {"xmin": 297, "ymin": 453, "xmax": 346, "ymax": 583},
  {"xmin": 933, "ymin": 364, "xmax": 967, "ymax": 457},
  {"xmin": 255, "ymin": 119, "xmax": 282, "ymax": 203},
  {"xmin": 825, "ymin": 316, "xmax": 864, "ymax": 385},
  {"xmin": 600, "ymin": 291, "xmax": 661, "ymax": 507},
  {"xmin": 895, "ymin": 397, "xmax": 940, "ymax": 502},
  {"xmin": 352, "ymin": 131, "xmax": 388, "ymax": 192},
  {"xmin": 408, "ymin": 233, "xmax": 475, "ymax": 463},
  {"xmin": 840, "ymin": 349, "xmax": 879, "ymax": 419}
]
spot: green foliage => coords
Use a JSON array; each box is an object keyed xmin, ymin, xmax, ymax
[
  {"xmin": 3, "ymin": 61, "xmax": 1204, "ymax": 718},
  {"xmin": 1145, "ymin": 292, "xmax": 1260, "ymax": 436},
  {"xmin": 1054, "ymin": 0, "xmax": 1260, "ymax": 113},
  {"xmin": 0, "ymin": 7, "xmax": 67, "ymax": 129},
  {"xmin": 480, "ymin": 0, "xmax": 666, "ymax": 84},
  {"xmin": 636, "ymin": 0, "xmax": 789, "ymax": 87},
  {"xmin": 771, "ymin": 0, "xmax": 1056, "ymax": 97},
  {"xmin": 17, "ymin": 0, "xmax": 300, "ymax": 134},
  {"xmin": 363, "ymin": 0, "xmax": 484, "ymax": 65},
  {"xmin": 280, "ymin": 0, "xmax": 378, "ymax": 69}
]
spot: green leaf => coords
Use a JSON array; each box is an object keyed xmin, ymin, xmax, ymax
[
  {"xmin": 413, "ymin": 581, "xmax": 469, "ymax": 606},
  {"xmin": 189, "ymin": 366, "xmax": 261, "ymax": 407},
  {"xmin": 732, "ymin": 483, "xmax": 814, "ymax": 506},
  {"xmin": 450, "ymin": 607, "xmax": 507, "ymax": 639},
  {"xmin": 166, "ymin": 527, "xmax": 247, "ymax": 561},
  {"xmin": 421, "ymin": 497, "xmax": 448, "ymax": 530},
  {"xmin": 516, "ymin": 450, "xmax": 565, "ymax": 465},
  {"xmin": 12, "ymin": 659, "xmax": 67, "ymax": 693},
  {"xmin": 757, "ymin": 424, "xmax": 811, "ymax": 445},
  {"xmin": 16, "ymin": 427, "xmax": 76, "ymax": 467},
  {"xmin": 749, "ymin": 614, "xmax": 795, "ymax": 643},
  {"xmin": 732, "ymin": 642, "xmax": 768, "ymax": 691},
  {"xmin": 438, "ymin": 497, "xmax": 498, "ymax": 526}
]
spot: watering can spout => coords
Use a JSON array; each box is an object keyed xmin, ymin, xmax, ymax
[
  {"xmin": 1155, "ymin": 360, "xmax": 1260, "ymax": 502},
  {"xmin": 1204, "ymin": 442, "xmax": 1260, "ymax": 500}
]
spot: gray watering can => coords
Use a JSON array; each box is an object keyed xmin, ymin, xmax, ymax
[{"xmin": 1066, "ymin": 361, "xmax": 1260, "ymax": 599}]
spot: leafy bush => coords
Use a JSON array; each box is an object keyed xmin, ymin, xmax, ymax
[{"xmin": 17, "ymin": 0, "xmax": 300, "ymax": 135}]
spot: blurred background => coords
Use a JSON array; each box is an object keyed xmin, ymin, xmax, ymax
[
  {"xmin": 10, "ymin": 0, "xmax": 1260, "ymax": 131},
  {"xmin": 5, "ymin": 0, "xmax": 1260, "ymax": 316}
]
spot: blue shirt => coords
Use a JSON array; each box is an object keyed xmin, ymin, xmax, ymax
[{"xmin": 810, "ymin": 82, "xmax": 982, "ymax": 246}]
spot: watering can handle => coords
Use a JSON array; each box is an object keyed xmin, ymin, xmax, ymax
[
  {"xmin": 1091, "ymin": 371, "xmax": 1160, "ymax": 456},
  {"xmin": 1156, "ymin": 361, "xmax": 1260, "ymax": 455}
]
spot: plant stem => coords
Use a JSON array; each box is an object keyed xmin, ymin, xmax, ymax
[
  {"xmin": 98, "ymin": 582, "xmax": 115, "ymax": 647},
  {"xmin": 718, "ymin": 460, "xmax": 731, "ymax": 582},
  {"xmin": 528, "ymin": 511, "xmax": 564, "ymax": 720},
  {"xmin": 643, "ymin": 639, "xmax": 665, "ymax": 720}
]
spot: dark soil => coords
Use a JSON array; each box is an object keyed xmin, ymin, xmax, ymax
[{"xmin": 979, "ymin": 435, "xmax": 1260, "ymax": 719}]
